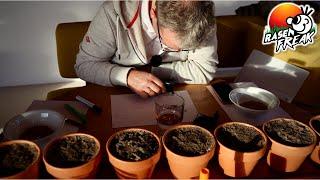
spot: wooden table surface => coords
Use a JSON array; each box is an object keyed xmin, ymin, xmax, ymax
[{"xmin": 44, "ymin": 83, "xmax": 319, "ymax": 179}]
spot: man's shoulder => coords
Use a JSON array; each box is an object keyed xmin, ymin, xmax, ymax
[
  {"xmin": 99, "ymin": 1, "xmax": 116, "ymax": 15},
  {"xmin": 100, "ymin": 1, "xmax": 139, "ymax": 18}
]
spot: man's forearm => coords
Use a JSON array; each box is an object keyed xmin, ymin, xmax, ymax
[{"xmin": 75, "ymin": 52, "xmax": 133, "ymax": 87}]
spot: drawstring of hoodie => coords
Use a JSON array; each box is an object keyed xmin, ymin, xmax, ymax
[{"xmin": 116, "ymin": 1, "xmax": 147, "ymax": 64}]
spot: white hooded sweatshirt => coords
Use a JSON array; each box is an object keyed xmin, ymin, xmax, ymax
[{"xmin": 75, "ymin": 1, "xmax": 219, "ymax": 87}]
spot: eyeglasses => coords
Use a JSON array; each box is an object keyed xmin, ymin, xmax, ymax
[{"xmin": 155, "ymin": 9, "xmax": 191, "ymax": 53}]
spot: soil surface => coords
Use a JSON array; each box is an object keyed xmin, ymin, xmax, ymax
[
  {"xmin": 19, "ymin": 125, "xmax": 54, "ymax": 140},
  {"xmin": 311, "ymin": 119, "xmax": 320, "ymax": 134},
  {"xmin": 239, "ymin": 100, "xmax": 268, "ymax": 110},
  {"xmin": 46, "ymin": 135, "xmax": 98, "ymax": 168},
  {"xmin": 0, "ymin": 143, "xmax": 37, "ymax": 177},
  {"xmin": 109, "ymin": 131, "xmax": 159, "ymax": 162},
  {"xmin": 217, "ymin": 123, "xmax": 265, "ymax": 152},
  {"xmin": 165, "ymin": 127, "xmax": 213, "ymax": 156},
  {"xmin": 264, "ymin": 119, "xmax": 315, "ymax": 147}
]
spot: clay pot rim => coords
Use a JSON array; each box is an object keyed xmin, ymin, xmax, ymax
[
  {"xmin": 106, "ymin": 128, "xmax": 161, "ymax": 163},
  {"xmin": 263, "ymin": 118, "xmax": 317, "ymax": 149},
  {"xmin": 162, "ymin": 124, "xmax": 216, "ymax": 158},
  {"xmin": 309, "ymin": 115, "xmax": 320, "ymax": 137},
  {"xmin": 0, "ymin": 140, "xmax": 41, "ymax": 178},
  {"xmin": 214, "ymin": 122, "xmax": 267, "ymax": 154},
  {"xmin": 43, "ymin": 132, "xmax": 101, "ymax": 171}
]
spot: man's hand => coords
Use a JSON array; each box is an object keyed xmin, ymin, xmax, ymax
[{"xmin": 127, "ymin": 69, "xmax": 166, "ymax": 98}]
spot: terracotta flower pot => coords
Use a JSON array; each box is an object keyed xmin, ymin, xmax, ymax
[
  {"xmin": 214, "ymin": 122, "xmax": 267, "ymax": 177},
  {"xmin": 263, "ymin": 118, "xmax": 317, "ymax": 172},
  {"xmin": 309, "ymin": 115, "xmax": 320, "ymax": 164},
  {"xmin": 106, "ymin": 128, "xmax": 161, "ymax": 179},
  {"xmin": 43, "ymin": 133, "xmax": 102, "ymax": 178},
  {"xmin": 162, "ymin": 125, "xmax": 215, "ymax": 179},
  {"xmin": 0, "ymin": 140, "xmax": 41, "ymax": 179}
]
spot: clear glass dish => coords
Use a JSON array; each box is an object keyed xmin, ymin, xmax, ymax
[{"xmin": 3, "ymin": 109, "xmax": 65, "ymax": 148}]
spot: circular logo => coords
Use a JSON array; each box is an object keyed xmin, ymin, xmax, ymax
[{"xmin": 268, "ymin": 3, "xmax": 302, "ymax": 29}]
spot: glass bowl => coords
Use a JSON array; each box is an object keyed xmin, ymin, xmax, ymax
[
  {"xmin": 3, "ymin": 110, "xmax": 65, "ymax": 147},
  {"xmin": 229, "ymin": 87, "xmax": 280, "ymax": 115}
]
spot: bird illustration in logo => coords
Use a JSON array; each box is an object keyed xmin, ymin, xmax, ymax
[
  {"xmin": 262, "ymin": 2, "xmax": 317, "ymax": 53},
  {"xmin": 267, "ymin": 3, "xmax": 315, "ymax": 34},
  {"xmin": 286, "ymin": 5, "xmax": 315, "ymax": 34}
]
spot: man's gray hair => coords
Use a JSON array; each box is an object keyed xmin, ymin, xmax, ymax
[{"xmin": 156, "ymin": 1, "xmax": 216, "ymax": 49}]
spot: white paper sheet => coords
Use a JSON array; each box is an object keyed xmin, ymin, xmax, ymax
[
  {"xmin": 206, "ymin": 86, "xmax": 291, "ymax": 126},
  {"xmin": 111, "ymin": 91, "xmax": 198, "ymax": 128},
  {"xmin": 235, "ymin": 50, "xmax": 309, "ymax": 103}
]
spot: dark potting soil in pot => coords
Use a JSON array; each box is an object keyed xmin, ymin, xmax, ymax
[
  {"xmin": 311, "ymin": 119, "xmax": 320, "ymax": 134},
  {"xmin": 109, "ymin": 131, "xmax": 159, "ymax": 161},
  {"xmin": 46, "ymin": 135, "xmax": 98, "ymax": 168},
  {"xmin": 165, "ymin": 127, "xmax": 213, "ymax": 157},
  {"xmin": 0, "ymin": 143, "xmax": 38, "ymax": 177},
  {"xmin": 216, "ymin": 123, "xmax": 265, "ymax": 152},
  {"xmin": 264, "ymin": 119, "xmax": 315, "ymax": 147}
]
